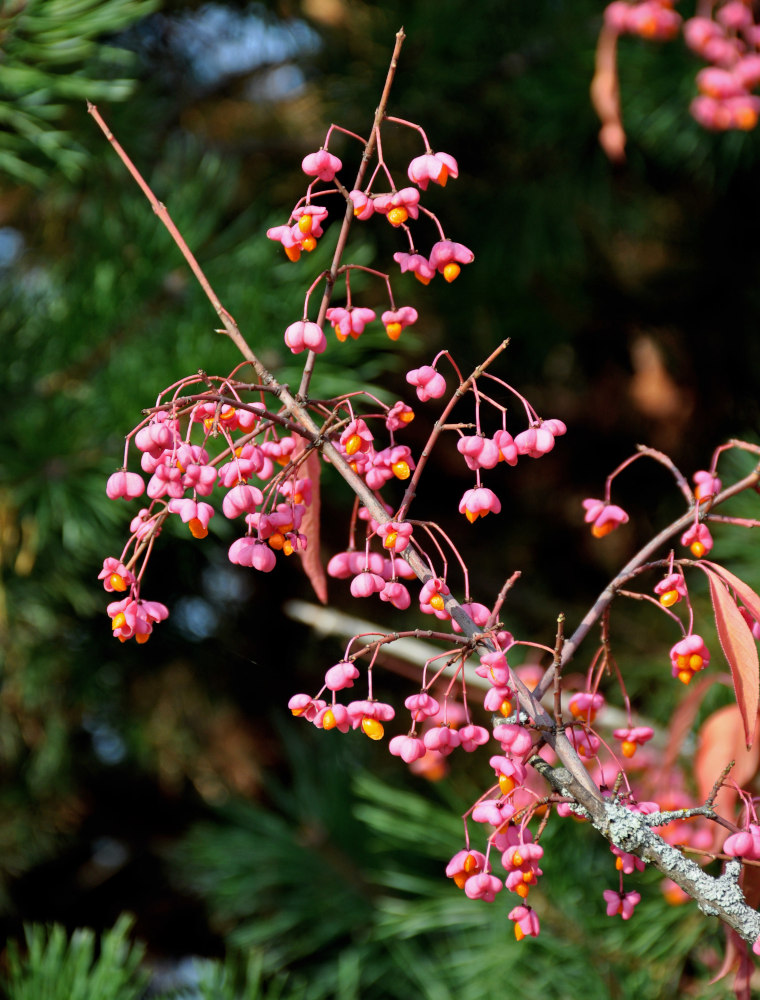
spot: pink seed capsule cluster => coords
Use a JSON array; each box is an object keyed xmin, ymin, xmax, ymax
[
  {"xmin": 97, "ymin": 57, "xmax": 760, "ymax": 952},
  {"xmin": 600, "ymin": 0, "xmax": 760, "ymax": 137}
]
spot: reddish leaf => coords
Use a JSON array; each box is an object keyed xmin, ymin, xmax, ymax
[
  {"xmin": 703, "ymin": 567, "xmax": 759, "ymax": 749},
  {"xmin": 709, "ymin": 925, "xmax": 757, "ymax": 998},
  {"xmin": 702, "ymin": 561, "xmax": 760, "ymax": 627},
  {"xmin": 296, "ymin": 446, "xmax": 328, "ymax": 604},
  {"xmin": 590, "ymin": 27, "xmax": 627, "ymax": 163},
  {"xmin": 695, "ymin": 704, "xmax": 760, "ymax": 844},
  {"xmin": 709, "ymin": 928, "xmax": 743, "ymax": 988},
  {"xmin": 734, "ymin": 942, "xmax": 753, "ymax": 1000}
]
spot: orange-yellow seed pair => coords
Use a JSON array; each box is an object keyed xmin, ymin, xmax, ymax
[
  {"xmin": 675, "ymin": 656, "xmax": 703, "ymax": 685},
  {"xmin": 454, "ymin": 853, "xmax": 480, "ymax": 889},
  {"xmin": 677, "ymin": 653, "xmax": 704, "ymax": 671},
  {"xmin": 268, "ymin": 531, "xmax": 294, "ymax": 555},
  {"xmin": 296, "ymin": 217, "xmax": 317, "ymax": 250}
]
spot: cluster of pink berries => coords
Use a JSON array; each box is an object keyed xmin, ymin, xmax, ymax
[
  {"xmin": 581, "ymin": 466, "xmax": 738, "ymax": 685},
  {"xmin": 446, "ymin": 822, "xmax": 544, "ymax": 939},
  {"xmin": 404, "ymin": 353, "xmax": 568, "ymax": 526},
  {"xmin": 454, "ymin": 418, "xmax": 567, "ymax": 523},
  {"xmin": 289, "ymin": 627, "xmax": 515, "ymax": 761},
  {"xmin": 100, "ymin": 376, "xmax": 428, "ymax": 640},
  {"xmin": 101, "ymin": 397, "xmax": 322, "ymax": 640},
  {"xmin": 648, "ymin": 566, "xmax": 713, "ymax": 684},
  {"xmin": 100, "ymin": 342, "xmax": 572, "ymax": 648},
  {"xmin": 268, "ymin": 134, "xmax": 474, "ymax": 356},
  {"xmin": 686, "ymin": 3, "xmax": 760, "ymax": 130},
  {"xmin": 440, "ymin": 666, "xmax": 726, "ymax": 934},
  {"xmin": 583, "ymin": 470, "xmax": 721, "ymax": 544},
  {"xmin": 289, "ymin": 632, "xmax": 557, "ymax": 937},
  {"xmin": 282, "ymin": 415, "xmax": 760, "ymax": 938},
  {"xmin": 99, "ymin": 351, "xmax": 563, "ymax": 644},
  {"xmin": 290, "ymin": 587, "xmax": 713, "ymax": 936},
  {"xmin": 603, "ymin": 0, "xmax": 760, "ymax": 131},
  {"xmin": 94, "ymin": 44, "xmax": 760, "ymax": 958}
]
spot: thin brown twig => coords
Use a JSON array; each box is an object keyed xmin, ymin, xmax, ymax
[
  {"xmin": 676, "ymin": 845, "xmax": 760, "ymax": 867},
  {"xmin": 142, "ymin": 394, "xmax": 315, "ymax": 441},
  {"xmin": 346, "ymin": 629, "xmax": 472, "ymax": 662},
  {"xmin": 297, "ymin": 28, "xmax": 407, "ymax": 398},
  {"xmin": 553, "ymin": 613, "xmax": 566, "ymax": 728},
  {"xmin": 484, "ymin": 570, "xmax": 521, "ymax": 631},
  {"xmin": 535, "ymin": 462, "xmax": 760, "ymax": 701},
  {"xmin": 87, "ymin": 102, "xmax": 252, "ymax": 354},
  {"xmin": 396, "ymin": 338, "xmax": 510, "ymax": 522},
  {"xmin": 706, "ymin": 760, "xmax": 735, "ymax": 810}
]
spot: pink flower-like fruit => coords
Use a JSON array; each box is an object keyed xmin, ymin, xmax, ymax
[
  {"xmin": 301, "ymin": 149, "xmax": 342, "ymax": 182},
  {"xmin": 407, "ymin": 151, "xmax": 459, "ymax": 190}
]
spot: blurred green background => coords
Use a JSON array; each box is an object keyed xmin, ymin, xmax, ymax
[{"xmin": 1, "ymin": 0, "xmax": 759, "ymax": 996}]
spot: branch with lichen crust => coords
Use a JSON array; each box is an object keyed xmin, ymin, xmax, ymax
[{"xmin": 529, "ymin": 755, "xmax": 760, "ymax": 943}]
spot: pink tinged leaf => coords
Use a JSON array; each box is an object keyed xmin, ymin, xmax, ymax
[
  {"xmin": 296, "ymin": 447, "xmax": 327, "ymax": 604},
  {"xmin": 701, "ymin": 561, "xmax": 760, "ymax": 628},
  {"xmin": 708, "ymin": 929, "xmax": 747, "ymax": 989},
  {"xmin": 694, "ymin": 704, "xmax": 760, "ymax": 847},
  {"xmin": 734, "ymin": 932, "xmax": 753, "ymax": 1000},
  {"xmin": 705, "ymin": 567, "xmax": 760, "ymax": 749}
]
